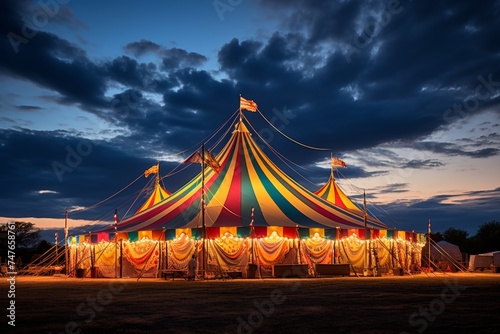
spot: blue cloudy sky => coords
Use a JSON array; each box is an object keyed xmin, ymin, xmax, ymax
[{"xmin": 0, "ymin": 0, "xmax": 499, "ymax": 236}]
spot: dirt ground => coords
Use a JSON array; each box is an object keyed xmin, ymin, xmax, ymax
[{"xmin": 1, "ymin": 272, "xmax": 499, "ymax": 334}]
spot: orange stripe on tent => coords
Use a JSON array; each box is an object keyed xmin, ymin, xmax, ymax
[
  {"xmin": 176, "ymin": 228, "xmax": 192, "ymax": 238},
  {"xmin": 139, "ymin": 230, "xmax": 153, "ymax": 240},
  {"xmin": 268, "ymin": 226, "xmax": 283, "ymax": 237},
  {"xmin": 116, "ymin": 232, "xmax": 128, "ymax": 241},
  {"xmin": 310, "ymin": 228, "xmax": 324, "ymax": 238},
  {"xmin": 220, "ymin": 226, "xmax": 237, "ymax": 237},
  {"xmin": 152, "ymin": 230, "xmax": 164, "ymax": 240}
]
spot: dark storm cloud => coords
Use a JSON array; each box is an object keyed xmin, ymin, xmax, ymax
[
  {"xmin": 0, "ymin": 0, "xmax": 107, "ymax": 108},
  {"xmin": 0, "ymin": 128, "xmax": 181, "ymax": 220},
  {"xmin": 124, "ymin": 39, "xmax": 163, "ymax": 57},
  {"xmin": 124, "ymin": 39, "xmax": 208, "ymax": 70},
  {"xmin": 413, "ymin": 141, "xmax": 500, "ymax": 159},
  {"xmin": 15, "ymin": 105, "xmax": 44, "ymax": 111}
]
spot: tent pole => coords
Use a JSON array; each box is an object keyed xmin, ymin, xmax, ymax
[
  {"xmin": 119, "ymin": 239, "xmax": 123, "ymax": 278},
  {"xmin": 64, "ymin": 208, "xmax": 69, "ymax": 276},
  {"xmin": 363, "ymin": 190, "xmax": 370, "ymax": 276},
  {"xmin": 428, "ymin": 218, "xmax": 431, "ymax": 269},
  {"xmin": 201, "ymin": 144, "xmax": 206, "ymax": 279}
]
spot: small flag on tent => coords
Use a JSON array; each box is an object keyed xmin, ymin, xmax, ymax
[
  {"xmin": 240, "ymin": 96, "xmax": 258, "ymax": 112},
  {"xmin": 202, "ymin": 147, "xmax": 221, "ymax": 173},
  {"xmin": 332, "ymin": 157, "xmax": 347, "ymax": 168},
  {"xmin": 183, "ymin": 147, "xmax": 221, "ymax": 173},
  {"xmin": 183, "ymin": 151, "xmax": 203, "ymax": 164},
  {"xmin": 144, "ymin": 164, "xmax": 158, "ymax": 177}
]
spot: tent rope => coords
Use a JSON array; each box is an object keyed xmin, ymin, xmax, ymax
[{"xmin": 257, "ymin": 108, "xmax": 330, "ymax": 151}]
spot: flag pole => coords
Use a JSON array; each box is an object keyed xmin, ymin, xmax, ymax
[
  {"xmin": 155, "ymin": 161, "xmax": 160, "ymax": 186},
  {"xmin": 201, "ymin": 144, "xmax": 207, "ymax": 279},
  {"xmin": 427, "ymin": 218, "xmax": 431, "ymax": 269},
  {"xmin": 239, "ymin": 94, "xmax": 243, "ymax": 122}
]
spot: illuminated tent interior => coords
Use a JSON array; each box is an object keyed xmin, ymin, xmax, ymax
[{"xmin": 68, "ymin": 104, "xmax": 425, "ymax": 278}]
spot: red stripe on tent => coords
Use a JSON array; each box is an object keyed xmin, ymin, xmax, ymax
[
  {"xmin": 206, "ymin": 227, "xmax": 220, "ymax": 239},
  {"xmin": 357, "ymin": 229, "xmax": 366, "ymax": 239},
  {"xmin": 216, "ymin": 136, "xmax": 243, "ymax": 226},
  {"xmin": 253, "ymin": 226, "xmax": 267, "ymax": 238},
  {"xmin": 283, "ymin": 227, "xmax": 297, "ymax": 238}
]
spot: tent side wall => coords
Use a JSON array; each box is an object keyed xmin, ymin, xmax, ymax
[{"xmin": 69, "ymin": 229, "xmax": 425, "ymax": 278}]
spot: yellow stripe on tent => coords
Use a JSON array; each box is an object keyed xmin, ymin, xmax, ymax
[
  {"xmin": 176, "ymin": 228, "xmax": 192, "ymax": 238},
  {"xmin": 220, "ymin": 226, "xmax": 237, "ymax": 237},
  {"xmin": 138, "ymin": 230, "xmax": 152, "ymax": 240},
  {"xmin": 268, "ymin": 226, "xmax": 283, "ymax": 237},
  {"xmin": 309, "ymin": 228, "xmax": 324, "ymax": 238},
  {"xmin": 378, "ymin": 230, "xmax": 387, "ymax": 238},
  {"xmin": 397, "ymin": 231, "xmax": 406, "ymax": 239}
]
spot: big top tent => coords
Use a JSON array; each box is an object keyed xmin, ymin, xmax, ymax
[{"xmin": 68, "ymin": 99, "xmax": 425, "ymax": 279}]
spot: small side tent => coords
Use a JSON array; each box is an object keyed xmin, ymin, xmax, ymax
[{"xmin": 431, "ymin": 240, "xmax": 462, "ymax": 272}]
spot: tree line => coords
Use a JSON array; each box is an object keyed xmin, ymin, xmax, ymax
[{"xmin": 430, "ymin": 221, "xmax": 500, "ymax": 256}]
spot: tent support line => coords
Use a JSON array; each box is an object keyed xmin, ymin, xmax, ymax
[
  {"xmin": 375, "ymin": 239, "xmax": 414, "ymax": 277},
  {"xmin": 429, "ymin": 239, "xmax": 470, "ymax": 274}
]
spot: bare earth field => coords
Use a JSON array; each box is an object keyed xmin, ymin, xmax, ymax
[{"xmin": 1, "ymin": 273, "xmax": 499, "ymax": 334}]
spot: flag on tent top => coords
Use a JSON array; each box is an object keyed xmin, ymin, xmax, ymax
[
  {"xmin": 240, "ymin": 96, "xmax": 258, "ymax": 112},
  {"xmin": 144, "ymin": 164, "xmax": 159, "ymax": 177},
  {"xmin": 332, "ymin": 157, "xmax": 347, "ymax": 168}
]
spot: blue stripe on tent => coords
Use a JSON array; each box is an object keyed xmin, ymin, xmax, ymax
[
  {"xmin": 325, "ymin": 229, "xmax": 336, "ymax": 239},
  {"xmin": 237, "ymin": 226, "xmax": 251, "ymax": 238},
  {"xmin": 166, "ymin": 229, "xmax": 176, "ymax": 240},
  {"xmin": 128, "ymin": 231, "xmax": 138, "ymax": 242}
]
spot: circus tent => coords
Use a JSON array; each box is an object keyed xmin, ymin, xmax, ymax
[
  {"xmin": 102, "ymin": 118, "xmax": 387, "ymax": 233},
  {"xmin": 315, "ymin": 164, "xmax": 363, "ymax": 214},
  {"xmin": 68, "ymin": 99, "xmax": 425, "ymax": 279}
]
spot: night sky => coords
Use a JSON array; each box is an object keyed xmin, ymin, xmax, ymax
[{"xmin": 1, "ymin": 0, "xmax": 499, "ymax": 235}]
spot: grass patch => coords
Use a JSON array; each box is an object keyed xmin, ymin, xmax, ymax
[{"xmin": 1, "ymin": 273, "xmax": 499, "ymax": 333}]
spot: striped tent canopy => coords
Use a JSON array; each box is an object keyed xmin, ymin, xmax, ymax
[
  {"xmin": 135, "ymin": 181, "xmax": 170, "ymax": 213},
  {"xmin": 315, "ymin": 170, "xmax": 363, "ymax": 213},
  {"xmin": 102, "ymin": 116, "xmax": 388, "ymax": 233}
]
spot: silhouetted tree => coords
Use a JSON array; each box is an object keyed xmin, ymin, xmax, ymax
[
  {"xmin": 473, "ymin": 221, "xmax": 500, "ymax": 254},
  {"xmin": 0, "ymin": 221, "xmax": 39, "ymax": 248},
  {"xmin": 429, "ymin": 232, "xmax": 443, "ymax": 242},
  {"xmin": 443, "ymin": 227, "xmax": 469, "ymax": 253}
]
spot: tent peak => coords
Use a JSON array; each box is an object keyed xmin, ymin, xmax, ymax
[{"xmin": 233, "ymin": 118, "xmax": 250, "ymax": 134}]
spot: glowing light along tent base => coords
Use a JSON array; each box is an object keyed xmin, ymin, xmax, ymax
[{"xmin": 69, "ymin": 111, "xmax": 425, "ymax": 278}]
